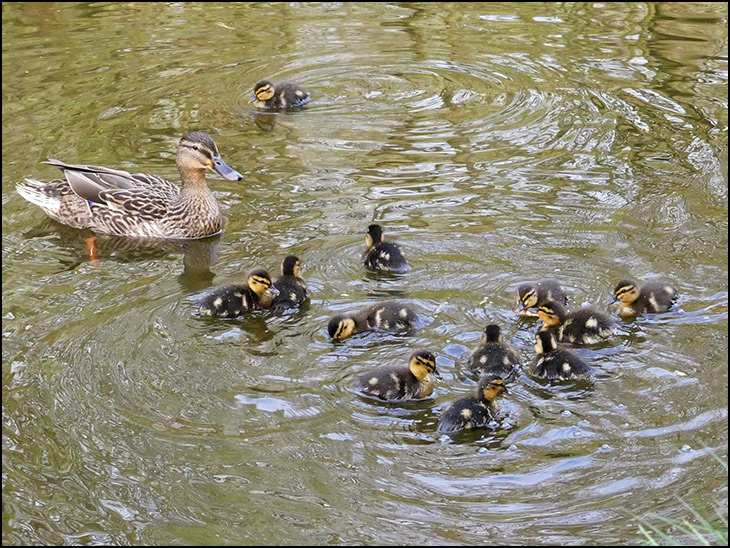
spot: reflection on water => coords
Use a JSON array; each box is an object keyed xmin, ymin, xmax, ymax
[{"xmin": 2, "ymin": 2, "xmax": 728, "ymax": 546}]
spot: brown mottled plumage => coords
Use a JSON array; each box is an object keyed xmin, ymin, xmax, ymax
[{"xmin": 16, "ymin": 132, "xmax": 242, "ymax": 239}]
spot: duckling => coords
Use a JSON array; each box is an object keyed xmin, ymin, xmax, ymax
[
  {"xmin": 538, "ymin": 301, "xmax": 616, "ymax": 345},
  {"xmin": 355, "ymin": 349, "xmax": 439, "ymax": 401},
  {"xmin": 608, "ymin": 279, "xmax": 678, "ymax": 318},
  {"xmin": 271, "ymin": 256, "xmax": 308, "ymax": 310},
  {"xmin": 533, "ymin": 330, "xmax": 591, "ymax": 380},
  {"xmin": 514, "ymin": 279, "xmax": 568, "ymax": 316},
  {"xmin": 437, "ymin": 375, "xmax": 510, "ymax": 433},
  {"xmin": 198, "ymin": 268, "xmax": 279, "ymax": 317},
  {"xmin": 250, "ymin": 80, "xmax": 311, "ymax": 110},
  {"xmin": 364, "ymin": 224, "xmax": 410, "ymax": 273},
  {"xmin": 328, "ymin": 301, "xmax": 418, "ymax": 341},
  {"xmin": 467, "ymin": 324, "xmax": 520, "ymax": 378}
]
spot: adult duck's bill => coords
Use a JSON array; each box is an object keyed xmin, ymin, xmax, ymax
[{"xmin": 212, "ymin": 154, "xmax": 243, "ymax": 181}]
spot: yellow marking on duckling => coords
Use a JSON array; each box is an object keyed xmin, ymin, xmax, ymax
[
  {"xmin": 213, "ymin": 297, "xmax": 223, "ymax": 308},
  {"xmin": 585, "ymin": 317, "xmax": 598, "ymax": 328},
  {"xmin": 664, "ymin": 286, "xmax": 674, "ymax": 295},
  {"xmin": 460, "ymin": 408, "xmax": 473, "ymax": 419},
  {"xmin": 399, "ymin": 308, "xmax": 409, "ymax": 319},
  {"xmin": 390, "ymin": 373, "xmax": 400, "ymax": 383},
  {"xmin": 368, "ymin": 377, "xmax": 379, "ymax": 386},
  {"xmin": 648, "ymin": 294, "xmax": 660, "ymax": 311},
  {"xmin": 480, "ymin": 355, "xmax": 487, "ymax": 364},
  {"xmin": 290, "ymin": 292, "xmax": 298, "ymax": 302},
  {"xmin": 562, "ymin": 362, "xmax": 572, "ymax": 374},
  {"xmin": 503, "ymin": 356, "xmax": 512, "ymax": 366}
]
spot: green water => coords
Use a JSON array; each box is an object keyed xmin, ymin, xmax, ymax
[{"xmin": 2, "ymin": 2, "xmax": 727, "ymax": 545}]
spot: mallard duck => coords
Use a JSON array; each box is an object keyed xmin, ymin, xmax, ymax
[
  {"xmin": 198, "ymin": 268, "xmax": 279, "ymax": 317},
  {"xmin": 538, "ymin": 301, "xmax": 616, "ymax": 345},
  {"xmin": 355, "ymin": 349, "xmax": 439, "ymax": 401},
  {"xmin": 608, "ymin": 279, "xmax": 678, "ymax": 318},
  {"xmin": 533, "ymin": 330, "xmax": 591, "ymax": 380},
  {"xmin": 467, "ymin": 324, "xmax": 520, "ymax": 378},
  {"xmin": 250, "ymin": 80, "xmax": 311, "ymax": 110},
  {"xmin": 16, "ymin": 132, "xmax": 243, "ymax": 239},
  {"xmin": 363, "ymin": 224, "xmax": 410, "ymax": 273},
  {"xmin": 272, "ymin": 255, "xmax": 308, "ymax": 310},
  {"xmin": 328, "ymin": 301, "xmax": 418, "ymax": 340},
  {"xmin": 514, "ymin": 279, "xmax": 568, "ymax": 316},
  {"xmin": 437, "ymin": 375, "xmax": 510, "ymax": 433}
]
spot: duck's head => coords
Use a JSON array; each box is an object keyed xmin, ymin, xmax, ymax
[
  {"xmin": 515, "ymin": 283, "xmax": 538, "ymax": 313},
  {"xmin": 482, "ymin": 324, "xmax": 503, "ymax": 344},
  {"xmin": 247, "ymin": 268, "xmax": 279, "ymax": 305},
  {"xmin": 408, "ymin": 349, "xmax": 440, "ymax": 380},
  {"xmin": 177, "ymin": 132, "xmax": 242, "ymax": 181},
  {"xmin": 250, "ymin": 80, "xmax": 276, "ymax": 103},
  {"xmin": 608, "ymin": 279, "xmax": 639, "ymax": 305},
  {"xmin": 281, "ymin": 255, "xmax": 302, "ymax": 278},
  {"xmin": 328, "ymin": 314, "xmax": 356, "ymax": 340},
  {"xmin": 534, "ymin": 330, "xmax": 558, "ymax": 355},
  {"xmin": 477, "ymin": 375, "xmax": 510, "ymax": 402},
  {"xmin": 365, "ymin": 224, "xmax": 384, "ymax": 249},
  {"xmin": 537, "ymin": 301, "xmax": 566, "ymax": 327}
]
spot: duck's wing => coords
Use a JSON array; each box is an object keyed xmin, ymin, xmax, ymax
[{"xmin": 44, "ymin": 159, "xmax": 179, "ymax": 205}]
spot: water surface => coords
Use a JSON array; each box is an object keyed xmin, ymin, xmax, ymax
[{"xmin": 2, "ymin": 2, "xmax": 728, "ymax": 545}]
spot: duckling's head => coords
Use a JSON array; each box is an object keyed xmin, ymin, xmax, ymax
[
  {"xmin": 178, "ymin": 132, "xmax": 242, "ymax": 181},
  {"xmin": 251, "ymin": 80, "xmax": 276, "ymax": 103},
  {"xmin": 365, "ymin": 224, "xmax": 384, "ymax": 249},
  {"xmin": 281, "ymin": 255, "xmax": 302, "ymax": 277},
  {"xmin": 537, "ymin": 301, "xmax": 566, "ymax": 326},
  {"xmin": 408, "ymin": 349, "xmax": 439, "ymax": 380},
  {"xmin": 477, "ymin": 375, "xmax": 510, "ymax": 402},
  {"xmin": 247, "ymin": 268, "xmax": 279, "ymax": 305},
  {"xmin": 534, "ymin": 330, "xmax": 558, "ymax": 355},
  {"xmin": 515, "ymin": 283, "xmax": 538, "ymax": 313},
  {"xmin": 328, "ymin": 314, "xmax": 356, "ymax": 340},
  {"xmin": 608, "ymin": 279, "xmax": 639, "ymax": 305},
  {"xmin": 482, "ymin": 324, "xmax": 503, "ymax": 344}
]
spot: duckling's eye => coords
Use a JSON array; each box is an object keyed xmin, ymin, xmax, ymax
[{"xmin": 193, "ymin": 145, "xmax": 199, "ymax": 151}]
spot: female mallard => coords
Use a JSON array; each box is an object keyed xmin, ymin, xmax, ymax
[
  {"xmin": 364, "ymin": 224, "xmax": 410, "ymax": 273},
  {"xmin": 355, "ymin": 349, "xmax": 439, "ymax": 401},
  {"xmin": 537, "ymin": 301, "xmax": 616, "ymax": 345},
  {"xmin": 198, "ymin": 268, "xmax": 279, "ymax": 317},
  {"xmin": 437, "ymin": 376, "xmax": 510, "ymax": 433},
  {"xmin": 250, "ymin": 80, "xmax": 311, "ymax": 110},
  {"xmin": 514, "ymin": 279, "xmax": 568, "ymax": 317},
  {"xmin": 328, "ymin": 301, "xmax": 418, "ymax": 341},
  {"xmin": 16, "ymin": 132, "xmax": 242, "ymax": 239},
  {"xmin": 533, "ymin": 330, "xmax": 591, "ymax": 380},
  {"xmin": 608, "ymin": 279, "xmax": 678, "ymax": 318},
  {"xmin": 467, "ymin": 324, "xmax": 520, "ymax": 378},
  {"xmin": 272, "ymin": 255, "xmax": 308, "ymax": 310}
]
